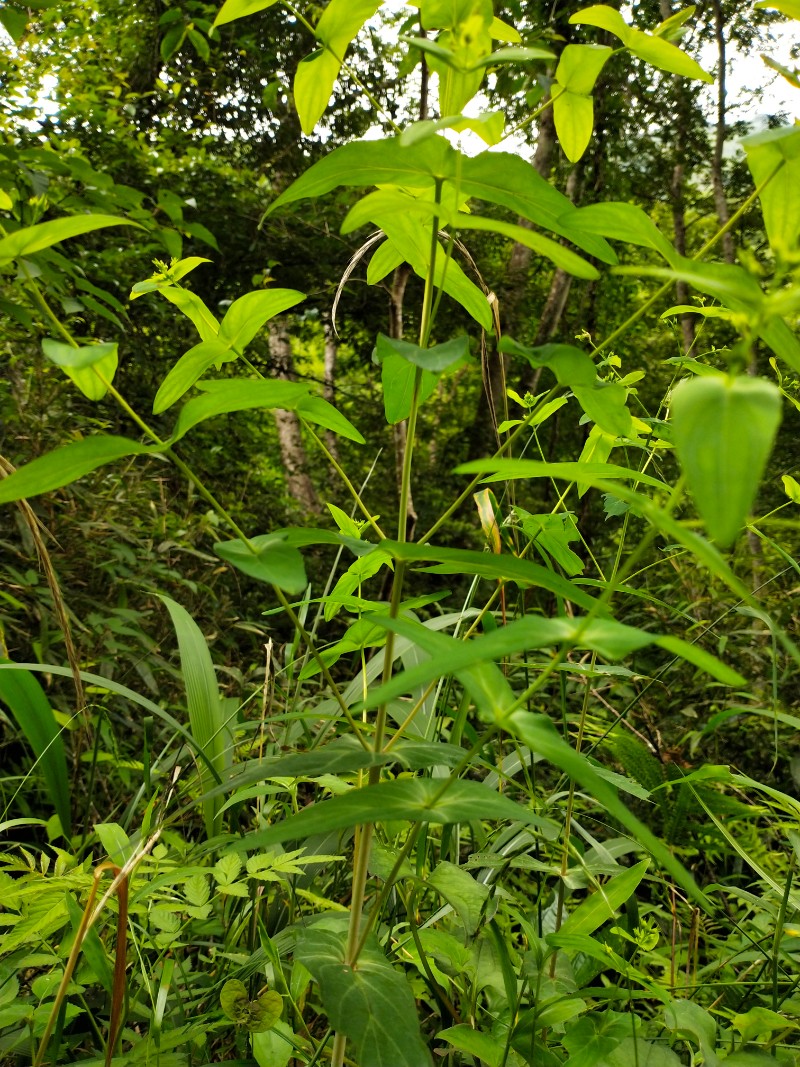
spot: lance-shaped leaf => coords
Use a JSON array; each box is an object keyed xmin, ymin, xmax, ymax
[
  {"xmin": 553, "ymin": 44, "xmax": 613, "ymax": 162},
  {"xmin": 153, "ymin": 339, "xmax": 233, "ymax": 413},
  {"xmin": 671, "ymin": 374, "xmax": 782, "ymax": 548},
  {"xmin": 42, "ymin": 338, "xmax": 119, "ymax": 401},
  {"xmin": 213, "ymin": 0, "xmax": 279, "ymax": 26},
  {"xmin": 570, "ymin": 5, "xmax": 712, "ymax": 83},
  {"xmin": 0, "ymin": 436, "xmax": 155, "ymax": 505},
  {"xmin": 265, "ymin": 136, "xmax": 616, "ymax": 263},
  {"xmin": 241, "ymin": 777, "xmax": 550, "ymax": 848},
  {"xmin": 161, "ymin": 595, "xmax": 232, "ymax": 839},
  {"xmin": 218, "ymin": 288, "xmax": 305, "ymax": 350},
  {"xmin": 742, "ymin": 125, "xmax": 800, "ymax": 260},
  {"xmin": 375, "ymin": 540, "xmax": 605, "ymax": 613},
  {"xmin": 294, "ymin": 0, "xmax": 383, "ymax": 134},
  {"xmin": 0, "ymin": 663, "xmax": 71, "ymax": 835},
  {"xmin": 0, "ymin": 214, "xmax": 139, "ymax": 265},
  {"xmin": 169, "ymin": 380, "xmax": 364, "ymax": 444},
  {"xmin": 563, "ymin": 202, "xmax": 676, "ymax": 261},
  {"xmin": 755, "ymin": 0, "xmax": 800, "ymax": 16},
  {"xmin": 376, "ymin": 332, "xmax": 469, "ymax": 372},
  {"xmin": 296, "ymin": 928, "xmax": 433, "ymax": 1067}
]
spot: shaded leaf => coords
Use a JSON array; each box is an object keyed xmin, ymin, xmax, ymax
[{"xmin": 0, "ymin": 436, "xmax": 154, "ymax": 504}]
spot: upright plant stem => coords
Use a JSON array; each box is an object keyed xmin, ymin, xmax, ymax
[{"xmin": 330, "ymin": 183, "xmax": 444, "ymax": 1067}]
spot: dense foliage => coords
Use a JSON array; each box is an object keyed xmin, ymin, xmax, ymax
[{"xmin": 1, "ymin": 0, "xmax": 800, "ymax": 1065}]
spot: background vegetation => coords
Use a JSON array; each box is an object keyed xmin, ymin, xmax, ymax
[{"xmin": 1, "ymin": 0, "xmax": 800, "ymax": 1064}]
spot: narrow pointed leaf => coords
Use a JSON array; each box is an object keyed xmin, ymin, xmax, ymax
[
  {"xmin": 153, "ymin": 340, "xmax": 233, "ymax": 413},
  {"xmin": 0, "ymin": 663, "xmax": 71, "ymax": 835},
  {"xmin": 0, "ymin": 436, "xmax": 154, "ymax": 504},
  {"xmin": 0, "ymin": 215, "xmax": 138, "ymax": 264},
  {"xmin": 213, "ymin": 0, "xmax": 279, "ymax": 26},
  {"xmin": 160, "ymin": 595, "xmax": 230, "ymax": 838},
  {"xmin": 218, "ymin": 288, "xmax": 305, "ymax": 351}
]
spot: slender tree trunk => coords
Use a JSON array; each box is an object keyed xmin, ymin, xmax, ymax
[
  {"xmin": 268, "ymin": 320, "xmax": 320, "ymax": 514},
  {"xmin": 322, "ymin": 315, "xmax": 340, "ymax": 463},
  {"xmin": 711, "ymin": 0, "xmax": 736, "ymax": 268},
  {"xmin": 657, "ymin": 2, "xmax": 696, "ymax": 354}
]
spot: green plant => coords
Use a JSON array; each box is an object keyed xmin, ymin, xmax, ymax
[{"xmin": 2, "ymin": 1, "xmax": 800, "ymax": 1065}]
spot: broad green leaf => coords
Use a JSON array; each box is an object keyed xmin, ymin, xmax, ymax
[
  {"xmin": 213, "ymin": 0, "xmax": 279, "ymax": 27},
  {"xmin": 159, "ymin": 286, "xmax": 220, "ymax": 341},
  {"xmin": 218, "ymin": 289, "xmax": 305, "ymax": 350},
  {"xmin": 296, "ymin": 927, "xmax": 432, "ymax": 1067},
  {"xmin": 514, "ymin": 509, "xmax": 583, "ymax": 575},
  {"xmin": 297, "ymin": 394, "xmax": 366, "ymax": 443},
  {"xmin": 553, "ymin": 89, "xmax": 596, "ymax": 163},
  {"xmin": 558, "ymin": 861, "xmax": 648, "ymax": 937},
  {"xmin": 241, "ymin": 778, "xmax": 548, "ymax": 848},
  {"xmin": 783, "ymin": 474, "xmax": 800, "ymax": 503},
  {"xmin": 95, "ymin": 822, "xmax": 132, "ymax": 866},
  {"xmin": 562, "ymin": 1012, "xmax": 631, "ymax": 1067},
  {"xmin": 743, "ymin": 125, "xmax": 800, "ymax": 259},
  {"xmin": 375, "ymin": 332, "xmax": 469, "ymax": 372},
  {"xmin": 361, "ymin": 613, "xmax": 744, "ymax": 713},
  {"xmin": 0, "ymin": 663, "xmax": 71, "ymax": 835},
  {"xmin": 169, "ymin": 379, "xmax": 309, "ymax": 441},
  {"xmin": 265, "ymin": 136, "xmax": 616, "ymax": 263},
  {"xmin": 664, "ymin": 1000, "xmax": 718, "ymax": 1066},
  {"xmin": 556, "ymin": 43, "xmax": 612, "ymax": 95},
  {"xmin": 252, "ymin": 1023, "xmax": 295, "ymax": 1067},
  {"xmin": 41, "ymin": 339, "xmax": 119, "ymax": 401},
  {"xmin": 755, "ymin": 0, "xmax": 800, "ymax": 15},
  {"xmin": 0, "ymin": 436, "xmax": 154, "ymax": 504},
  {"xmin": 489, "ymin": 15, "xmax": 520, "ymax": 41},
  {"xmin": 429, "ymin": 861, "xmax": 489, "ymax": 935},
  {"xmin": 367, "ymin": 205, "xmax": 494, "ymax": 329},
  {"xmin": 625, "ymin": 27, "xmax": 711, "ymax": 82},
  {"xmin": 569, "ymin": 4, "xmax": 630, "ymax": 39},
  {"xmin": 564, "ymin": 202, "xmax": 675, "ymax": 260},
  {"xmin": 0, "ymin": 214, "xmax": 138, "ymax": 265},
  {"xmin": 450, "ymin": 211, "xmax": 599, "ymax": 279},
  {"xmin": 378, "ymin": 352, "xmax": 440, "ymax": 424},
  {"xmin": 214, "ymin": 533, "xmax": 308, "ymax": 594},
  {"xmin": 153, "ymin": 340, "xmax": 233, "ymax": 413},
  {"xmin": 367, "ymin": 239, "xmax": 404, "ymax": 283},
  {"xmin": 160, "ymin": 595, "xmax": 231, "ymax": 838},
  {"xmin": 220, "ymin": 978, "xmax": 282, "ymax": 1032},
  {"xmin": 438, "ymin": 1026, "xmax": 502, "ymax": 1067},
  {"xmin": 294, "ymin": 0, "xmax": 383, "ymax": 134},
  {"xmin": 671, "ymin": 374, "xmax": 782, "ymax": 548},
  {"xmin": 499, "ymin": 340, "xmax": 632, "ymax": 435}
]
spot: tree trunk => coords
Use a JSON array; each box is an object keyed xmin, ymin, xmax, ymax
[
  {"xmin": 322, "ymin": 315, "xmax": 340, "ymax": 464},
  {"xmin": 710, "ymin": 0, "xmax": 736, "ymax": 268},
  {"xmin": 268, "ymin": 320, "xmax": 320, "ymax": 514}
]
